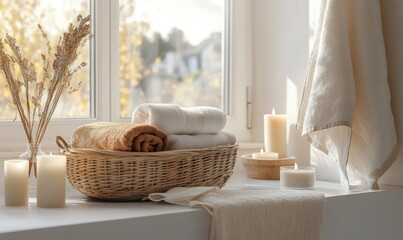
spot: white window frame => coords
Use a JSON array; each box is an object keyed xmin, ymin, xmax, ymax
[
  {"xmin": 223, "ymin": 0, "xmax": 252, "ymax": 142},
  {"xmin": 0, "ymin": 0, "xmax": 251, "ymax": 158}
]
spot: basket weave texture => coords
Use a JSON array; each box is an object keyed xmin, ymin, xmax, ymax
[{"xmin": 57, "ymin": 136, "xmax": 238, "ymax": 201}]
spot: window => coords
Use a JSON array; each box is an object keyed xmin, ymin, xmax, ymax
[
  {"xmin": 0, "ymin": 0, "xmax": 91, "ymax": 119},
  {"xmin": 0, "ymin": 0, "xmax": 251, "ymax": 154},
  {"xmin": 118, "ymin": 0, "xmax": 225, "ymax": 118}
]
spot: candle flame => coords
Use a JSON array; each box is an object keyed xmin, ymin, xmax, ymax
[
  {"xmin": 260, "ymin": 148, "xmax": 264, "ymax": 153},
  {"xmin": 294, "ymin": 163, "xmax": 298, "ymax": 170},
  {"xmin": 272, "ymin": 108, "xmax": 276, "ymax": 115}
]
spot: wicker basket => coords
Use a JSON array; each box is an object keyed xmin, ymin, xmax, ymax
[{"xmin": 56, "ymin": 136, "xmax": 238, "ymax": 201}]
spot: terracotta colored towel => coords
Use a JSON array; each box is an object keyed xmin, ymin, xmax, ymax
[{"xmin": 72, "ymin": 122, "xmax": 168, "ymax": 152}]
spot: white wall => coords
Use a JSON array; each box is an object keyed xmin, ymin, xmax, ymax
[{"xmin": 251, "ymin": 0, "xmax": 311, "ymax": 166}]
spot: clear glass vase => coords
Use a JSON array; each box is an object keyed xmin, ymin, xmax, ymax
[{"xmin": 19, "ymin": 143, "xmax": 46, "ymax": 177}]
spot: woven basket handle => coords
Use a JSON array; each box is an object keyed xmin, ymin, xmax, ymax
[{"xmin": 56, "ymin": 136, "xmax": 70, "ymax": 152}]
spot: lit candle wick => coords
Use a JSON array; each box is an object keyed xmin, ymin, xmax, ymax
[
  {"xmin": 272, "ymin": 108, "xmax": 276, "ymax": 115},
  {"xmin": 294, "ymin": 163, "xmax": 299, "ymax": 171},
  {"xmin": 251, "ymin": 148, "xmax": 279, "ymax": 160}
]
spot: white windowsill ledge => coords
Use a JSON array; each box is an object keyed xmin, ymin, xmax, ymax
[{"xmin": 1, "ymin": 174, "xmax": 403, "ymax": 240}]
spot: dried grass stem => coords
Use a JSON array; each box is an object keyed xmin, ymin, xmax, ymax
[{"xmin": 0, "ymin": 15, "xmax": 91, "ymax": 175}]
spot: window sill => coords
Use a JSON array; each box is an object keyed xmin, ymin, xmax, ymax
[{"xmin": 1, "ymin": 175, "xmax": 402, "ymax": 240}]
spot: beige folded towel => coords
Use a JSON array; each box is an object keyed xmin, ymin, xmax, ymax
[
  {"xmin": 149, "ymin": 187, "xmax": 325, "ymax": 240},
  {"xmin": 72, "ymin": 122, "xmax": 168, "ymax": 152}
]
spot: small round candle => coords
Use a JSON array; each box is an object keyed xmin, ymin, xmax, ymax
[
  {"xmin": 252, "ymin": 148, "xmax": 279, "ymax": 160},
  {"xmin": 280, "ymin": 163, "xmax": 315, "ymax": 189}
]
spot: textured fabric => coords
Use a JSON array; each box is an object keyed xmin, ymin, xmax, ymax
[
  {"xmin": 297, "ymin": 0, "xmax": 398, "ymax": 189},
  {"xmin": 72, "ymin": 122, "xmax": 167, "ymax": 152},
  {"xmin": 131, "ymin": 103, "xmax": 226, "ymax": 135},
  {"xmin": 149, "ymin": 187, "xmax": 325, "ymax": 240},
  {"xmin": 167, "ymin": 132, "xmax": 236, "ymax": 150}
]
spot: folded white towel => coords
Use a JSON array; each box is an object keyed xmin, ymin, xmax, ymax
[
  {"xmin": 131, "ymin": 103, "xmax": 226, "ymax": 135},
  {"xmin": 149, "ymin": 187, "xmax": 325, "ymax": 240},
  {"xmin": 297, "ymin": 0, "xmax": 397, "ymax": 189},
  {"xmin": 167, "ymin": 132, "xmax": 236, "ymax": 150}
]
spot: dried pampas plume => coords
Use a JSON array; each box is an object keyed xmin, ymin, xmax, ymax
[{"xmin": 0, "ymin": 15, "xmax": 91, "ymax": 176}]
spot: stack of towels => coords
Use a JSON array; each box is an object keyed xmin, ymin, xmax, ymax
[
  {"xmin": 132, "ymin": 103, "xmax": 236, "ymax": 150},
  {"xmin": 71, "ymin": 103, "xmax": 236, "ymax": 152}
]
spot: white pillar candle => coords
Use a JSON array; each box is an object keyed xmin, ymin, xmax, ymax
[
  {"xmin": 4, "ymin": 160, "xmax": 29, "ymax": 206},
  {"xmin": 264, "ymin": 108, "xmax": 287, "ymax": 158},
  {"xmin": 37, "ymin": 154, "xmax": 66, "ymax": 208},
  {"xmin": 252, "ymin": 148, "xmax": 279, "ymax": 160},
  {"xmin": 280, "ymin": 163, "xmax": 315, "ymax": 189}
]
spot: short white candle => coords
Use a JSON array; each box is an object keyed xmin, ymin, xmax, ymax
[
  {"xmin": 37, "ymin": 154, "xmax": 66, "ymax": 208},
  {"xmin": 4, "ymin": 160, "xmax": 29, "ymax": 206},
  {"xmin": 264, "ymin": 108, "xmax": 287, "ymax": 158},
  {"xmin": 252, "ymin": 148, "xmax": 279, "ymax": 160},
  {"xmin": 280, "ymin": 163, "xmax": 315, "ymax": 189}
]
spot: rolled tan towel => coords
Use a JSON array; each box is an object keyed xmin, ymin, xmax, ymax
[{"xmin": 72, "ymin": 122, "xmax": 168, "ymax": 152}]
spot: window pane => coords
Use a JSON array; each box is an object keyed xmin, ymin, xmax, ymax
[
  {"xmin": 0, "ymin": 0, "xmax": 91, "ymax": 119},
  {"xmin": 119, "ymin": 0, "xmax": 225, "ymax": 117}
]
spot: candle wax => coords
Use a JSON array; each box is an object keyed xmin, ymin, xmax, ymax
[
  {"xmin": 264, "ymin": 108, "xmax": 287, "ymax": 158},
  {"xmin": 4, "ymin": 160, "xmax": 29, "ymax": 206},
  {"xmin": 280, "ymin": 164, "xmax": 315, "ymax": 189},
  {"xmin": 252, "ymin": 149, "xmax": 279, "ymax": 160},
  {"xmin": 37, "ymin": 155, "xmax": 66, "ymax": 208}
]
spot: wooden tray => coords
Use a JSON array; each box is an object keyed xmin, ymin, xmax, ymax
[{"xmin": 242, "ymin": 154, "xmax": 295, "ymax": 180}]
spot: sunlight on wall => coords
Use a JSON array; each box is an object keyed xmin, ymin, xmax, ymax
[
  {"xmin": 286, "ymin": 77, "xmax": 298, "ymax": 122},
  {"xmin": 286, "ymin": 77, "xmax": 310, "ymax": 166}
]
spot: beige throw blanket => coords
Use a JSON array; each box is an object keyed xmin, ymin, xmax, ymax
[
  {"xmin": 72, "ymin": 122, "xmax": 168, "ymax": 152},
  {"xmin": 297, "ymin": 0, "xmax": 397, "ymax": 189},
  {"xmin": 149, "ymin": 187, "xmax": 325, "ymax": 240}
]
